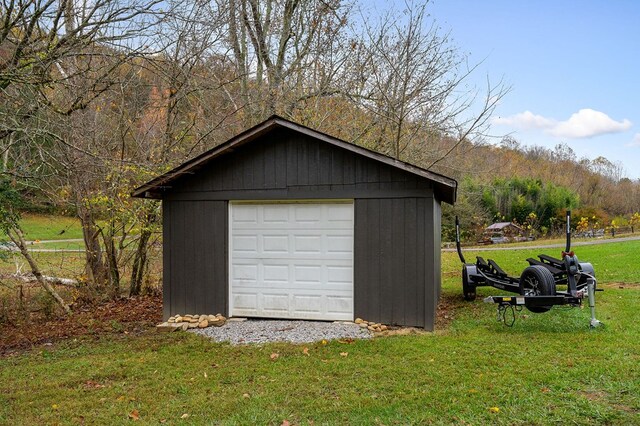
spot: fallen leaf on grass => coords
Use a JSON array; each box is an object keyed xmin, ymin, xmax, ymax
[
  {"xmin": 270, "ymin": 353, "xmax": 280, "ymax": 361},
  {"xmin": 321, "ymin": 339, "xmax": 328, "ymax": 345},
  {"xmin": 242, "ymin": 393, "xmax": 250, "ymax": 399},
  {"xmin": 489, "ymin": 407, "xmax": 500, "ymax": 414},
  {"xmin": 128, "ymin": 409, "xmax": 140, "ymax": 421},
  {"xmin": 302, "ymin": 347, "xmax": 309, "ymax": 356},
  {"xmin": 339, "ymin": 352, "xmax": 348, "ymax": 357},
  {"xmin": 180, "ymin": 413, "xmax": 190, "ymax": 419},
  {"xmin": 541, "ymin": 387, "xmax": 550, "ymax": 393},
  {"xmin": 117, "ymin": 395, "xmax": 136, "ymax": 402},
  {"xmin": 204, "ymin": 372, "xmax": 208, "ymax": 378},
  {"xmin": 51, "ymin": 404, "xmax": 59, "ymax": 410},
  {"xmin": 281, "ymin": 420, "xmax": 291, "ymax": 426},
  {"xmin": 338, "ymin": 338, "xmax": 354, "ymax": 344}
]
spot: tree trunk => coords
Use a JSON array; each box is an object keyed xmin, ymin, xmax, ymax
[
  {"xmin": 130, "ymin": 211, "xmax": 156, "ymax": 296},
  {"xmin": 129, "ymin": 227, "xmax": 152, "ymax": 296},
  {"xmin": 77, "ymin": 202, "xmax": 109, "ymax": 291},
  {"xmin": 102, "ymin": 229, "xmax": 121, "ymax": 298},
  {"xmin": 8, "ymin": 226, "xmax": 71, "ymax": 314}
]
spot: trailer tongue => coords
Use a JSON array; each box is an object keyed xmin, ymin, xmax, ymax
[{"xmin": 455, "ymin": 211, "xmax": 603, "ymax": 328}]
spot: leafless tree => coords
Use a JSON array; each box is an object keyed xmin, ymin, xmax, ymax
[
  {"xmin": 225, "ymin": 0, "xmax": 353, "ymax": 124},
  {"xmin": 346, "ymin": 1, "xmax": 509, "ymax": 171},
  {"xmin": 1, "ymin": 0, "xmax": 165, "ymax": 298}
]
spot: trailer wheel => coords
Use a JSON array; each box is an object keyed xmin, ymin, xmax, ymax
[
  {"xmin": 519, "ymin": 265, "xmax": 556, "ymax": 313},
  {"xmin": 462, "ymin": 266, "xmax": 476, "ymax": 301}
]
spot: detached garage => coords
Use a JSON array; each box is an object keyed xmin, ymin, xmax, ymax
[{"xmin": 133, "ymin": 116, "xmax": 457, "ymax": 330}]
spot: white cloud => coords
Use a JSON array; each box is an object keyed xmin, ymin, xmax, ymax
[
  {"xmin": 626, "ymin": 133, "xmax": 640, "ymax": 147},
  {"xmin": 492, "ymin": 110, "xmax": 555, "ymax": 130},
  {"xmin": 492, "ymin": 108, "xmax": 632, "ymax": 139},
  {"xmin": 549, "ymin": 109, "xmax": 632, "ymax": 138}
]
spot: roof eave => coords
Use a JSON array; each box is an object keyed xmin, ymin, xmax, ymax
[{"xmin": 132, "ymin": 115, "xmax": 458, "ymax": 203}]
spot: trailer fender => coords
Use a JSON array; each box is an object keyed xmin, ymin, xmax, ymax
[
  {"xmin": 462, "ymin": 264, "xmax": 480, "ymax": 301},
  {"xmin": 578, "ymin": 262, "xmax": 595, "ymax": 286}
]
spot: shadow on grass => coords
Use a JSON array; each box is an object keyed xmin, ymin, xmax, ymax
[{"xmin": 440, "ymin": 286, "xmax": 606, "ymax": 335}]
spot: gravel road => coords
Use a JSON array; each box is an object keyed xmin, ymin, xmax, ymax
[{"xmin": 443, "ymin": 235, "xmax": 640, "ymax": 252}]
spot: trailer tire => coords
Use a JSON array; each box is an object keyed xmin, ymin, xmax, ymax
[
  {"xmin": 519, "ymin": 265, "xmax": 556, "ymax": 313},
  {"xmin": 462, "ymin": 266, "xmax": 476, "ymax": 301}
]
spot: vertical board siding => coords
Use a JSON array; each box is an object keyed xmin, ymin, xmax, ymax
[
  {"xmin": 162, "ymin": 201, "xmax": 171, "ymax": 320},
  {"xmin": 163, "ymin": 200, "xmax": 227, "ymax": 319},
  {"xmin": 168, "ymin": 128, "xmax": 432, "ymax": 198},
  {"xmin": 423, "ymin": 197, "xmax": 439, "ymax": 330},
  {"xmin": 354, "ymin": 197, "xmax": 437, "ymax": 329},
  {"xmin": 433, "ymin": 200, "xmax": 442, "ymax": 301},
  {"xmin": 404, "ymin": 198, "xmax": 419, "ymax": 325},
  {"xmin": 161, "ymin": 127, "xmax": 444, "ymax": 328}
]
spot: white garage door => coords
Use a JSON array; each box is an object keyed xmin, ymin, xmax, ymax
[{"xmin": 229, "ymin": 202, "xmax": 354, "ymax": 321}]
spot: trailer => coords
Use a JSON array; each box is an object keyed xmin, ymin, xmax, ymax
[{"xmin": 455, "ymin": 211, "xmax": 603, "ymax": 327}]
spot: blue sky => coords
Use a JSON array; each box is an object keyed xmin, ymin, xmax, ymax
[{"xmin": 369, "ymin": 0, "xmax": 640, "ymax": 178}]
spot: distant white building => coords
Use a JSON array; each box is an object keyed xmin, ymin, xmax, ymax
[{"xmin": 480, "ymin": 222, "xmax": 527, "ymax": 244}]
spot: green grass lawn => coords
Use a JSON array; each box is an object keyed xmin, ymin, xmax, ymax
[
  {"xmin": 1, "ymin": 241, "xmax": 639, "ymax": 424},
  {"xmin": 22, "ymin": 240, "xmax": 87, "ymax": 251},
  {"xmin": 18, "ymin": 214, "xmax": 84, "ymax": 241}
]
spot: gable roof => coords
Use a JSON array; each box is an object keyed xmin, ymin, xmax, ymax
[
  {"xmin": 485, "ymin": 222, "xmax": 523, "ymax": 231},
  {"xmin": 132, "ymin": 115, "xmax": 457, "ymax": 204}
]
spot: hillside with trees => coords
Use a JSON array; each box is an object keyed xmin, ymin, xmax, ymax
[{"xmin": 1, "ymin": 0, "xmax": 639, "ymax": 313}]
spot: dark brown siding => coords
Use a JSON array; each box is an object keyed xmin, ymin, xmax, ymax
[
  {"xmin": 161, "ymin": 127, "xmax": 444, "ymax": 328},
  {"xmin": 165, "ymin": 128, "xmax": 434, "ymax": 201},
  {"xmin": 163, "ymin": 200, "xmax": 227, "ymax": 318},
  {"xmin": 354, "ymin": 197, "xmax": 439, "ymax": 329}
]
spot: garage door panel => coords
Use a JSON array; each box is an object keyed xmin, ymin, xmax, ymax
[
  {"xmin": 232, "ymin": 264, "xmax": 258, "ymax": 281},
  {"xmin": 326, "ymin": 204, "xmax": 354, "ymax": 222},
  {"xmin": 232, "ymin": 235, "xmax": 258, "ymax": 253},
  {"xmin": 326, "ymin": 235, "xmax": 352, "ymax": 253},
  {"xmin": 232, "ymin": 252, "xmax": 352, "ymax": 261},
  {"xmin": 294, "ymin": 205, "xmax": 322, "ymax": 223},
  {"xmin": 327, "ymin": 266, "xmax": 352, "ymax": 284},
  {"xmin": 262, "ymin": 235, "xmax": 289, "ymax": 253},
  {"xmin": 293, "ymin": 235, "xmax": 322, "ymax": 253},
  {"xmin": 230, "ymin": 202, "xmax": 354, "ymax": 321},
  {"xmin": 263, "ymin": 205, "xmax": 290, "ymax": 223},
  {"xmin": 232, "ymin": 207, "xmax": 258, "ymax": 223},
  {"xmin": 293, "ymin": 265, "xmax": 321, "ymax": 283},
  {"xmin": 261, "ymin": 293, "xmax": 289, "ymax": 313},
  {"xmin": 231, "ymin": 292, "xmax": 258, "ymax": 311},
  {"xmin": 326, "ymin": 296, "xmax": 353, "ymax": 314},
  {"xmin": 292, "ymin": 295, "xmax": 323, "ymax": 314},
  {"xmin": 263, "ymin": 264, "xmax": 290, "ymax": 282}
]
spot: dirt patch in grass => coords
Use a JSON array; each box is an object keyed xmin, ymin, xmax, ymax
[
  {"xmin": 435, "ymin": 292, "xmax": 466, "ymax": 330},
  {"xmin": 578, "ymin": 390, "xmax": 638, "ymax": 414},
  {"xmin": 0, "ymin": 294, "xmax": 162, "ymax": 356},
  {"xmin": 603, "ymin": 281, "xmax": 640, "ymax": 289}
]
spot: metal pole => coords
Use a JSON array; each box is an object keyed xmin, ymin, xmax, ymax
[
  {"xmin": 455, "ymin": 216, "xmax": 466, "ymax": 264},
  {"xmin": 565, "ymin": 210, "xmax": 571, "ymax": 253}
]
